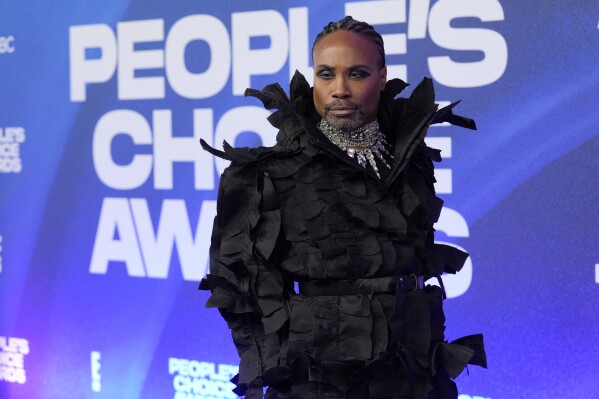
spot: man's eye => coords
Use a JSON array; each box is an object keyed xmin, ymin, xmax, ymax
[
  {"xmin": 349, "ymin": 70, "xmax": 369, "ymax": 79},
  {"xmin": 317, "ymin": 71, "xmax": 334, "ymax": 80}
]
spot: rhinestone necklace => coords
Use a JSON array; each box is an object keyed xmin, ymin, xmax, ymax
[{"xmin": 317, "ymin": 118, "xmax": 393, "ymax": 179}]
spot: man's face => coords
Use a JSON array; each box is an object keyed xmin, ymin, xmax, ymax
[{"xmin": 312, "ymin": 30, "xmax": 387, "ymax": 131}]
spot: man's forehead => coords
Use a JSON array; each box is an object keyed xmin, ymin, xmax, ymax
[
  {"xmin": 313, "ymin": 30, "xmax": 381, "ymax": 65},
  {"xmin": 314, "ymin": 30, "xmax": 371, "ymax": 50}
]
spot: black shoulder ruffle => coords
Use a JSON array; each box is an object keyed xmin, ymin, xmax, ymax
[
  {"xmin": 380, "ymin": 77, "xmax": 475, "ymax": 191},
  {"xmin": 244, "ymin": 70, "xmax": 316, "ymax": 130},
  {"xmin": 199, "ymin": 71, "xmax": 315, "ymax": 177}
]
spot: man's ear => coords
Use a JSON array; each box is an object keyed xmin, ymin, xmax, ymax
[{"xmin": 379, "ymin": 66, "xmax": 387, "ymax": 90}]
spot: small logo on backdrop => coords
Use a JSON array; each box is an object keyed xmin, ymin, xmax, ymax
[
  {"xmin": 0, "ymin": 36, "xmax": 15, "ymax": 54},
  {"xmin": 169, "ymin": 357, "xmax": 238, "ymax": 399},
  {"xmin": 0, "ymin": 336, "xmax": 29, "ymax": 384},
  {"xmin": 0, "ymin": 127, "xmax": 26, "ymax": 173},
  {"xmin": 91, "ymin": 351, "xmax": 101, "ymax": 392}
]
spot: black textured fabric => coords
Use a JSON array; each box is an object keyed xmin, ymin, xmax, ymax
[{"xmin": 200, "ymin": 71, "xmax": 486, "ymax": 398}]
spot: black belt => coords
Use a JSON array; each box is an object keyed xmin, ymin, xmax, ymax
[{"xmin": 298, "ymin": 275, "xmax": 424, "ymax": 297}]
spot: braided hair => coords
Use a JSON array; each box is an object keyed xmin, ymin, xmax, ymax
[{"xmin": 312, "ymin": 16, "xmax": 386, "ymax": 67}]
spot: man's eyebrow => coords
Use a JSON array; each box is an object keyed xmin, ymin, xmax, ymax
[
  {"xmin": 349, "ymin": 64, "xmax": 370, "ymax": 69},
  {"xmin": 315, "ymin": 64, "xmax": 372, "ymax": 70}
]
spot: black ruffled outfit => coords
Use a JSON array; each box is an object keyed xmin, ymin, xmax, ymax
[{"xmin": 200, "ymin": 72, "xmax": 486, "ymax": 399}]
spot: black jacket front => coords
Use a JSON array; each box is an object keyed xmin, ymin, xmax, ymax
[{"xmin": 200, "ymin": 71, "xmax": 485, "ymax": 399}]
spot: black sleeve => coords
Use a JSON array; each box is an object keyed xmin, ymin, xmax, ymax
[{"xmin": 201, "ymin": 162, "xmax": 291, "ymax": 397}]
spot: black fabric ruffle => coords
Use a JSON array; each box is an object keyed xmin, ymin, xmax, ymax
[{"xmin": 200, "ymin": 71, "xmax": 485, "ymax": 398}]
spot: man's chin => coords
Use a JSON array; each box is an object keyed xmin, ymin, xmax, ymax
[{"xmin": 324, "ymin": 115, "xmax": 363, "ymax": 131}]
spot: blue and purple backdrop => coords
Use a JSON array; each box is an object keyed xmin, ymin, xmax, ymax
[{"xmin": 1, "ymin": 1, "xmax": 598, "ymax": 398}]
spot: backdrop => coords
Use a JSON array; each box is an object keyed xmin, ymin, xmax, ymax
[{"xmin": 1, "ymin": 1, "xmax": 598, "ymax": 398}]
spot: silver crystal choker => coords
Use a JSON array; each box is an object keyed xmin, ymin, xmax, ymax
[{"xmin": 318, "ymin": 118, "xmax": 393, "ymax": 179}]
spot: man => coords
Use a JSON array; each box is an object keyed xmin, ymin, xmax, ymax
[{"xmin": 200, "ymin": 16, "xmax": 486, "ymax": 399}]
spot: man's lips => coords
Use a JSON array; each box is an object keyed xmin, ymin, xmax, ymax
[{"xmin": 328, "ymin": 107, "xmax": 356, "ymax": 116}]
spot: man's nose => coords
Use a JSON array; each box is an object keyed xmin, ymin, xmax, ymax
[{"xmin": 332, "ymin": 77, "xmax": 351, "ymax": 98}]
